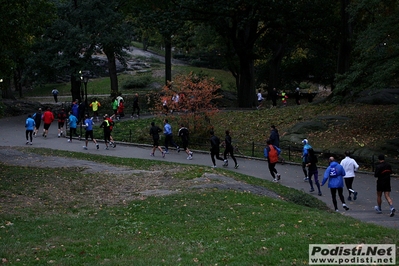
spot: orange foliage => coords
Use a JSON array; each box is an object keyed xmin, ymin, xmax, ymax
[{"xmin": 154, "ymin": 72, "xmax": 223, "ymax": 139}]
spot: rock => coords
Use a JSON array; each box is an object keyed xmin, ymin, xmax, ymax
[
  {"xmin": 289, "ymin": 121, "xmax": 327, "ymax": 134},
  {"xmin": 355, "ymin": 88, "xmax": 399, "ymax": 105}
]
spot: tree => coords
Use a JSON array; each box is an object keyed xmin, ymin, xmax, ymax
[
  {"xmin": 335, "ymin": 0, "xmax": 399, "ymax": 100},
  {"xmin": 154, "ymin": 72, "xmax": 222, "ymax": 139},
  {"xmin": 0, "ymin": 0, "xmax": 55, "ymax": 99},
  {"xmin": 28, "ymin": 0, "xmax": 133, "ymax": 101},
  {"xmin": 128, "ymin": 0, "xmax": 184, "ymax": 85}
]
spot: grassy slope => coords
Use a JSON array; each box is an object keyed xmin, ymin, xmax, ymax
[{"xmin": 1, "ymin": 149, "xmax": 398, "ymax": 265}]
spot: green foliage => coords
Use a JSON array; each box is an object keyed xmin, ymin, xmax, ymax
[
  {"xmin": 335, "ymin": 0, "xmax": 399, "ymax": 100},
  {"xmin": 121, "ymin": 75, "xmax": 153, "ymax": 89}
]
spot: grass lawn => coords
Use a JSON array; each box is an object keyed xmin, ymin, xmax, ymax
[{"xmin": 0, "ymin": 149, "xmax": 398, "ymax": 265}]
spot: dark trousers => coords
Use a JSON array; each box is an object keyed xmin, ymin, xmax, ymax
[
  {"xmin": 330, "ymin": 187, "xmax": 345, "ymax": 210},
  {"xmin": 344, "ymin": 177, "xmax": 355, "ymax": 196},
  {"xmin": 268, "ymin": 162, "xmax": 277, "ymax": 179},
  {"xmin": 223, "ymin": 146, "xmax": 237, "ymax": 165},
  {"xmin": 69, "ymin": 127, "xmax": 78, "ymax": 141},
  {"xmin": 164, "ymin": 134, "xmax": 178, "ymax": 151},
  {"xmin": 211, "ymin": 148, "xmax": 224, "ymax": 166},
  {"xmin": 132, "ymin": 104, "xmax": 140, "ymax": 116},
  {"xmin": 26, "ymin": 130, "xmax": 33, "ymax": 142}
]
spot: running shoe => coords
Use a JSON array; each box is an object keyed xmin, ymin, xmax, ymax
[
  {"xmin": 343, "ymin": 204, "xmax": 349, "ymax": 211},
  {"xmin": 276, "ymin": 173, "xmax": 281, "ymax": 181},
  {"xmin": 234, "ymin": 164, "xmax": 239, "ymax": 169},
  {"xmin": 374, "ymin": 206, "xmax": 382, "ymax": 214},
  {"xmin": 353, "ymin": 192, "xmax": 358, "ymax": 201},
  {"xmin": 390, "ymin": 208, "xmax": 395, "ymax": 217},
  {"xmin": 83, "ymin": 146, "xmax": 88, "ymax": 150},
  {"xmin": 96, "ymin": 144, "xmax": 99, "ymax": 150},
  {"xmin": 223, "ymin": 159, "xmax": 228, "ymax": 167}
]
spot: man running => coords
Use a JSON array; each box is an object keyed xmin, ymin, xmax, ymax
[{"xmin": 178, "ymin": 123, "xmax": 193, "ymax": 160}]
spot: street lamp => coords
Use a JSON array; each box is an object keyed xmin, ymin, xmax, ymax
[{"xmin": 82, "ymin": 74, "xmax": 89, "ymax": 106}]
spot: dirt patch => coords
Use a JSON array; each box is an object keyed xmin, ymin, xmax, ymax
[{"xmin": 0, "ymin": 147, "xmax": 279, "ymax": 215}]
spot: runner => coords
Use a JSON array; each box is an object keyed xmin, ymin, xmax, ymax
[{"xmin": 82, "ymin": 114, "xmax": 99, "ymax": 150}]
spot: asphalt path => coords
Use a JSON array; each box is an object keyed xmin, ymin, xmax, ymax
[{"xmin": 1, "ymin": 114, "xmax": 399, "ymax": 230}]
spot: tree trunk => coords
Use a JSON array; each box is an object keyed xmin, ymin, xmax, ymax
[
  {"xmin": 336, "ymin": 0, "xmax": 352, "ymax": 77},
  {"xmin": 70, "ymin": 74, "xmax": 81, "ymax": 102},
  {"xmin": 268, "ymin": 43, "xmax": 285, "ymax": 95},
  {"xmin": 1, "ymin": 78, "xmax": 16, "ymax": 100},
  {"xmin": 105, "ymin": 51, "xmax": 119, "ymax": 95},
  {"xmin": 236, "ymin": 54, "xmax": 255, "ymax": 108},
  {"xmin": 164, "ymin": 36, "xmax": 172, "ymax": 85},
  {"xmin": 14, "ymin": 68, "xmax": 23, "ymax": 98}
]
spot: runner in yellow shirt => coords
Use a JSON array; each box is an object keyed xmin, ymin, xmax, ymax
[{"xmin": 90, "ymin": 98, "xmax": 101, "ymax": 122}]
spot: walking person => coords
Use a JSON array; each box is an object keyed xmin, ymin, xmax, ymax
[
  {"xmin": 57, "ymin": 108, "xmax": 67, "ymax": 138},
  {"xmin": 340, "ymin": 151, "xmax": 359, "ymax": 201},
  {"xmin": 149, "ymin": 121, "xmax": 165, "ymax": 157},
  {"xmin": 264, "ymin": 139, "xmax": 281, "ymax": 182},
  {"xmin": 82, "ymin": 114, "xmax": 99, "ymax": 150},
  {"xmin": 163, "ymin": 119, "xmax": 179, "ymax": 153},
  {"xmin": 132, "ymin": 93, "xmax": 140, "ymax": 118},
  {"xmin": 51, "ymin": 88, "xmax": 59, "ymax": 103},
  {"xmin": 222, "ymin": 130, "xmax": 238, "ymax": 168},
  {"xmin": 67, "ymin": 111, "xmax": 79, "ymax": 142},
  {"xmin": 306, "ymin": 148, "xmax": 322, "ymax": 196},
  {"xmin": 178, "ymin": 123, "xmax": 193, "ymax": 160},
  {"xmin": 321, "ymin": 157, "xmax": 349, "ymax": 212},
  {"xmin": 42, "ymin": 107, "xmax": 54, "ymax": 138},
  {"xmin": 32, "ymin": 108, "xmax": 42, "ymax": 137},
  {"xmin": 210, "ymin": 130, "xmax": 224, "ymax": 168},
  {"xmin": 25, "ymin": 114, "xmax": 35, "ymax": 145},
  {"xmin": 374, "ymin": 155, "xmax": 395, "ymax": 217},
  {"xmin": 302, "ymin": 139, "xmax": 312, "ymax": 181}
]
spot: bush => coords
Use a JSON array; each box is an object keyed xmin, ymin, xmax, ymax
[{"xmin": 121, "ymin": 75, "xmax": 152, "ymax": 90}]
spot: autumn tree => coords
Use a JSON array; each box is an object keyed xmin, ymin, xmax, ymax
[{"xmin": 154, "ymin": 72, "xmax": 222, "ymax": 141}]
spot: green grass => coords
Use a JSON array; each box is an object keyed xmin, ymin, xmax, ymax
[{"xmin": 1, "ymin": 149, "xmax": 398, "ymax": 265}]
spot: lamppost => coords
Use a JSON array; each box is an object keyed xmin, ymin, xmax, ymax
[{"xmin": 82, "ymin": 74, "xmax": 89, "ymax": 106}]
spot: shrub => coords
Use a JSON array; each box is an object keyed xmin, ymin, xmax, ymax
[{"xmin": 121, "ymin": 75, "xmax": 152, "ymax": 90}]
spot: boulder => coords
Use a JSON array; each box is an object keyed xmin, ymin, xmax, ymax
[
  {"xmin": 289, "ymin": 121, "xmax": 327, "ymax": 134},
  {"xmin": 355, "ymin": 88, "xmax": 399, "ymax": 105}
]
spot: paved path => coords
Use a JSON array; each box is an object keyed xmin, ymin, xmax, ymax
[{"xmin": 1, "ymin": 115, "xmax": 398, "ymax": 230}]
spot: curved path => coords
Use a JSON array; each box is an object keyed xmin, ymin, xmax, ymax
[{"xmin": 1, "ymin": 114, "xmax": 398, "ymax": 230}]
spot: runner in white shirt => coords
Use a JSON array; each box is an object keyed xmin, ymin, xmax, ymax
[{"xmin": 340, "ymin": 151, "xmax": 360, "ymax": 201}]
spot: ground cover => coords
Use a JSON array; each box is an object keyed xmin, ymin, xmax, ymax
[{"xmin": 0, "ymin": 148, "xmax": 398, "ymax": 265}]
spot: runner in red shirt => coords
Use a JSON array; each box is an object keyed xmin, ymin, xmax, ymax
[{"xmin": 42, "ymin": 107, "xmax": 54, "ymax": 138}]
